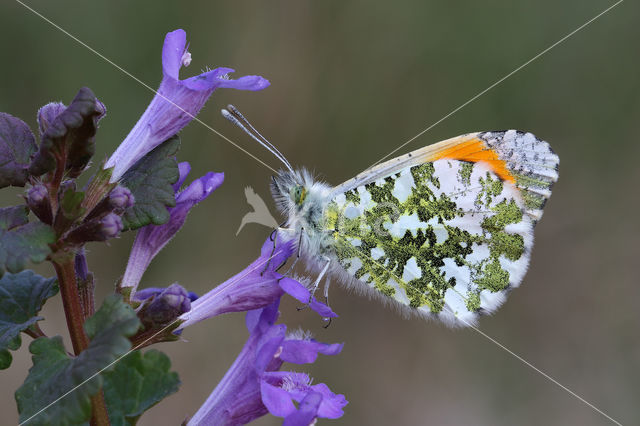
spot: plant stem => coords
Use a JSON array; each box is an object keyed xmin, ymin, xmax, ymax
[
  {"xmin": 90, "ymin": 391, "xmax": 110, "ymax": 426},
  {"xmin": 24, "ymin": 324, "xmax": 46, "ymax": 339},
  {"xmin": 75, "ymin": 248, "xmax": 95, "ymax": 319},
  {"xmin": 53, "ymin": 259, "xmax": 89, "ymax": 355},
  {"xmin": 54, "ymin": 258, "xmax": 111, "ymax": 425}
]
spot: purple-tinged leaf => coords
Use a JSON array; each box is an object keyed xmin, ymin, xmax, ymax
[
  {"xmin": 0, "ymin": 112, "xmax": 37, "ymax": 188},
  {"xmin": 29, "ymin": 87, "xmax": 104, "ymax": 178},
  {"xmin": 0, "ymin": 206, "xmax": 55, "ymax": 276},
  {"xmin": 0, "ymin": 205, "xmax": 29, "ymax": 230},
  {"xmin": 0, "ymin": 271, "xmax": 58, "ymax": 369}
]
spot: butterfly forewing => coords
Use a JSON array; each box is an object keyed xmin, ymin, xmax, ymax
[{"xmin": 323, "ymin": 130, "xmax": 558, "ymax": 326}]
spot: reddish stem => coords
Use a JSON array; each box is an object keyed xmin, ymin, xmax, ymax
[
  {"xmin": 54, "ymin": 259, "xmax": 110, "ymax": 425},
  {"xmin": 90, "ymin": 390, "xmax": 110, "ymax": 426},
  {"xmin": 53, "ymin": 260, "xmax": 89, "ymax": 355},
  {"xmin": 24, "ymin": 324, "xmax": 46, "ymax": 339}
]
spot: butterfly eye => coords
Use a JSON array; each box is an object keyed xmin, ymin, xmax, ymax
[{"xmin": 291, "ymin": 185, "xmax": 307, "ymax": 205}]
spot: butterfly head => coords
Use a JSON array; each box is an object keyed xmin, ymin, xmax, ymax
[
  {"xmin": 270, "ymin": 169, "xmax": 331, "ymax": 230},
  {"xmin": 270, "ymin": 170, "xmax": 306, "ymax": 214}
]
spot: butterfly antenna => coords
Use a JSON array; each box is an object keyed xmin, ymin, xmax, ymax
[
  {"xmin": 221, "ymin": 105, "xmax": 295, "ymax": 174},
  {"xmin": 225, "ymin": 105, "xmax": 292, "ymax": 169}
]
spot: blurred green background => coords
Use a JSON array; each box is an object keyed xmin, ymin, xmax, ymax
[{"xmin": 1, "ymin": 1, "xmax": 638, "ymax": 425}]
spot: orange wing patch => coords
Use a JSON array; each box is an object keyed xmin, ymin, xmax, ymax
[{"xmin": 429, "ymin": 138, "xmax": 515, "ymax": 184}]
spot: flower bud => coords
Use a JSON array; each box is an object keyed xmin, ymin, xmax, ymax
[
  {"xmin": 134, "ymin": 283, "xmax": 194, "ymax": 327},
  {"xmin": 65, "ymin": 212, "xmax": 123, "ymax": 244},
  {"xmin": 26, "ymin": 184, "xmax": 53, "ymax": 224},
  {"xmin": 95, "ymin": 99, "xmax": 107, "ymax": 122},
  {"xmin": 37, "ymin": 102, "xmax": 66, "ymax": 135},
  {"xmin": 108, "ymin": 186, "xmax": 135, "ymax": 210},
  {"xmin": 85, "ymin": 185, "xmax": 135, "ymax": 222},
  {"xmin": 100, "ymin": 213, "xmax": 124, "ymax": 239}
]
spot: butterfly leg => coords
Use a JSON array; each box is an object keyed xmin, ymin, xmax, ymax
[
  {"xmin": 277, "ymin": 229, "xmax": 304, "ymax": 276},
  {"xmin": 322, "ymin": 278, "xmax": 333, "ymax": 328},
  {"xmin": 297, "ymin": 256, "xmax": 331, "ymax": 311},
  {"xmin": 310, "ymin": 257, "xmax": 331, "ymax": 301},
  {"xmin": 323, "ymin": 278, "xmax": 331, "ymax": 306},
  {"xmin": 261, "ymin": 221, "xmax": 288, "ymax": 276}
]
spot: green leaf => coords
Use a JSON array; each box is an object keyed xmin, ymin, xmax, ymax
[
  {"xmin": 103, "ymin": 350, "xmax": 180, "ymax": 425},
  {"xmin": 0, "ymin": 112, "xmax": 37, "ymax": 188},
  {"xmin": 120, "ymin": 136, "xmax": 180, "ymax": 231},
  {"xmin": 60, "ymin": 187, "xmax": 86, "ymax": 220},
  {"xmin": 0, "ymin": 271, "xmax": 58, "ymax": 369},
  {"xmin": 16, "ymin": 295, "xmax": 141, "ymax": 426},
  {"xmin": 29, "ymin": 87, "xmax": 102, "ymax": 178},
  {"xmin": 0, "ymin": 206, "xmax": 55, "ymax": 276},
  {"xmin": 53, "ymin": 186, "xmax": 87, "ymax": 234}
]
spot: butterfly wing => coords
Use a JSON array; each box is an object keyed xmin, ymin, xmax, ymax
[
  {"xmin": 333, "ymin": 130, "xmax": 559, "ymax": 222},
  {"xmin": 324, "ymin": 130, "xmax": 559, "ymax": 326}
]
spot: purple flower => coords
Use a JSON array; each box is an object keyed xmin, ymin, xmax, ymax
[
  {"xmin": 177, "ymin": 235, "xmax": 337, "ymax": 330},
  {"xmin": 121, "ymin": 162, "xmax": 223, "ymax": 295},
  {"xmin": 188, "ymin": 300, "xmax": 347, "ymax": 425},
  {"xmin": 105, "ymin": 29, "xmax": 270, "ymax": 181}
]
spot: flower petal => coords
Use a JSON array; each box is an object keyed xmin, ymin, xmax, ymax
[
  {"xmin": 280, "ymin": 339, "xmax": 343, "ymax": 364},
  {"xmin": 184, "ymin": 71, "xmax": 271, "ymax": 92},
  {"xmin": 282, "ymin": 391, "xmax": 322, "ymax": 426},
  {"xmin": 279, "ymin": 278, "xmax": 338, "ymax": 318},
  {"xmin": 260, "ymin": 379, "xmax": 297, "ymax": 418},
  {"xmin": 309, "ymin": 383, "xmax": 348, "ymax": 419},
  {"xmin": 162, "ymin": 29, "xmax": 187, "ymax": 80},
  {"xmin": 246, "ymin": 299, "xmax": 281, "ymax": 334},
  {"xmin": 260, "ymin": 234, "xmax": 295, "ymax": 271},
  {"xmin": 253, "ymin": 323, "xmax": 286, "ymax": 373},
  {"xmin": 175, "ymin": 171, "xmax": 224, "ymax": 206},
  {"xmin": 173, "ymin": 161, "xmax": 192, "ymax": 191}
]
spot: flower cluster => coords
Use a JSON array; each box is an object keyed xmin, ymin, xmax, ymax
[
  {"xmin": 110, "ymin": 29, "xmax": 347, "ymax": 424},
  {"xmin": 0, "ymin": 28, "xmax": 346, "ymax": 426},
  {"xmin": 188, "ymin": 300, "xmax": 347, "ymax": 425}
]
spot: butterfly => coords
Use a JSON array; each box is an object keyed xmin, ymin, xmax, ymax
[{"xmin": 223, "ymin": 105, "xmax": 559, "ymax": 326}]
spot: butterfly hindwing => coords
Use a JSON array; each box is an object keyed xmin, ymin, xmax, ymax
[{"xmin": 323, "ymin": 130, "xmax": 558, "ymax": 326}]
